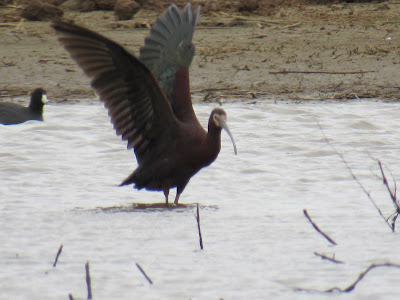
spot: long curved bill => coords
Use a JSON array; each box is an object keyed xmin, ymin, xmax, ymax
[{"xmin": 219, "ymin": 119, "xmax": 237, "ymax": 155}]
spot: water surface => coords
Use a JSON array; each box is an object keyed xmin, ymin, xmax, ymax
[{"xmin": 1, "ymin": 100, "xmax": 400, "ymax": 299}]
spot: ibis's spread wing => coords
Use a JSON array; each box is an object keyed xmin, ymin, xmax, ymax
[
  {"xmin": 52, "ymin": 21, "xmax": 177, "ymax": 164},
  {"xmin": 139, "ymin": 3, "xmax": 200, "ymax": 104}
]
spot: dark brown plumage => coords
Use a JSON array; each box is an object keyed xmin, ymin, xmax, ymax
[{"xmin": 52, "ymin": 3, "xmax": 236, "ymax": 204}]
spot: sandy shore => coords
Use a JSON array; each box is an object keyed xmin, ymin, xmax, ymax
[{"xmin": 1, "ymin": 1, "xmax": 400, "ymax": 102}]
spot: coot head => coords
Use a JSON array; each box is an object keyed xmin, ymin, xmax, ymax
[{"xmin": 29, "ymin": 88, "xmax": 48, "ymax": 113}]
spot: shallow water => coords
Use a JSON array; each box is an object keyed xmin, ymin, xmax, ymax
[{"xmin": 1, "ymin": 100, "xmax": 400, "ymax": 299}]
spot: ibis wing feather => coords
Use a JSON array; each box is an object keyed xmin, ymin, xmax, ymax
[
  {"xmin": 52, "ymin": 21, "xmax": 177, "ymax": 163},
  {"xmin": 139, "ymin": 3, "xmax": 200, "ymax": 104}
]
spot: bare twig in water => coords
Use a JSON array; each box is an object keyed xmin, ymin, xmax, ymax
[
  {"xmin": 317, "ymin": 122, "xmax": 394, "ymax": 232},
  {"xmin": 85, "ymin": 261, "xmax": 93, "ymax": 300},
  {"xmin": 136, "ymin": 263, "xmax": 153, "ymax": 285},
  {"xmin": 196, "ymin": 203, "xmax": 204, "ymax": 250},
  {"xmin": 53, "ymin": 244, "xmax": 63, "ymax": 267},
  {"xmin": 314, "ymin": 251, "xmax": 344, "ymax": 264},
  {"xmin": 294, "ymin": 263, "xmax": 400, "ymax": 293},
  {"xmin": 377, "ymin": 160, "xmax": 398, "ymax": 205},
  {"xmin": 374, "ymin": 158, "xmax": 400, "ymax": 230},
  {"xmin": 303, "ymin": 209, "xmax": 337, "ymax": 245},
  {"xmin": 328, "ymin": 263, "xmax": 400, "ymax": 293}
]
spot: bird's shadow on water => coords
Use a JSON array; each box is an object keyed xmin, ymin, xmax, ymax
[{"xmin": 85, "ymin": 202, "xmax": 219, "ymax": 213}]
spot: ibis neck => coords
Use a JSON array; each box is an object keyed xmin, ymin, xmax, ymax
[
  {"xmin": 207, "ymin": 121, "xmax": 222, "ymax": 153},
  {"xmin": 172, "ymin": 68, "xmax": 196, "ymax": 122}
]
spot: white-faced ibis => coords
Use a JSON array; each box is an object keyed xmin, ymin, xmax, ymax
[
  {"xmin": 52, "ymin": 3, "xmax": 237, "ymax": 204},
  {"xmin": 0, "ymin": 88, "xmax": 48, "ymax": 125}
]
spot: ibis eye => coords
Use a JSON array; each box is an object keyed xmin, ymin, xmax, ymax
[{"xmin": 213, "ymin": 114, "xmax": 220, "ymax": 125}]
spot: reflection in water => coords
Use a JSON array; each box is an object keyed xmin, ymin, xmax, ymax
[
  {"xmin": 93, "ymin": 203, "xmax": 219, "ymax": 213},
  {"xmin": 1, "ymin": 100, "xmax": 400, "ymax": 299}
]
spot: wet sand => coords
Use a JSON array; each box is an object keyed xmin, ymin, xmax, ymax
[{"xmin": 1, "ymin": 2, "xmax": 399, "ymax": 102}]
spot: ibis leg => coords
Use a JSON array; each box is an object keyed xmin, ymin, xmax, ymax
[
  {"xmin": 163, "ymin": 187, "xmax": 169, "ymax": 205},
  {"xmin": 174, "ymin": 192, "xmax": 181, "ymax": 205}
]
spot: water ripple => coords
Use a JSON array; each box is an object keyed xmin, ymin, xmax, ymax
[{"xmin": 2, "ymin": 100, "xmax": 400, "ymax": 299}]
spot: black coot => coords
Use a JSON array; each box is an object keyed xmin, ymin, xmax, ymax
[{"xmin": 0, "ymin": 88, "xmax": 47, "ymax": 125}]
